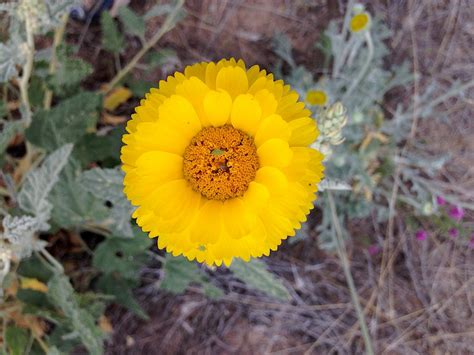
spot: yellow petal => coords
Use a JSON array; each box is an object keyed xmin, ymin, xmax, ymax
[
  {"xmin": 257, "ymin": 138, "xmax": 293, "ymax": 167},
  {"xmin": 242, "ymin": 181, "xmax": 270, "ymax": 212},
  {"xmin": 230, "ymin": 94, "xmax": 262, "ymax": 136},
  {"xmin": 203, "ymin": 90, "xmax": 232, "ymax": 127},
  {"xmin": 190, "ymin": 200, "xmax": 223, "ymax": 244},
  {"xmin": 158, "ymin": 95, "xmax": 202, "ymax": 140},
  {"xmin": 216, "ymin": 66, "xmax": 249, "ymax": 98},
  {"xmin": 146, "ymin": 179, "xmax": 197, "ymax": 220},
  {"xmin": 288, "ymin": 117, "xmax": 318, "ymax": 146},
  {"xmin": 175, "ymin": 77, "xmax": 210, "ymax": 125},
  {"xmin": 254, "ymin": 114, "xmax": 290, "ymax": 147},
  {"xmin": 255, "ymin": 166, "xmax": 288, "ymax": 196},
  {"xmin": 253, "ymin": 89, "xmax": 278, "ymax": 118},
  {"xmin": 222, "ymin": 198, "xmax": 256, "ymax": 238},
  {"xmin": 124, "ymin": 151, "xmax": 183, "ymax": 205},
  {"xmin": 184, "ymin": 61, "xmax": 207, "ymax": 81}
]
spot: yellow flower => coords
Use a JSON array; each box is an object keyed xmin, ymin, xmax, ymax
[
  {"xmin": 121, "ymin": 58, "xmax": 324, "ymax": 266},
  {"xmin": 306, "ymin": 90, "xmax": 328, "ymax": 106},
  {"xmin": 350, "ymin": 12, "xmax": 370, "ymax": 33}
]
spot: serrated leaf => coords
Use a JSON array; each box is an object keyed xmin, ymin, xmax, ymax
[
  {"xmin": 5, "ymin": 326, "xmax": 29, "ymax": 355},
  {"xmin": 118, "ymin": 6, "xmax": 146, "ymax": 39},
  {"xmin": 17, "ymin": 288, "xmax": 52, "ymax": 308},
  {"xmin": 101, "ymin": 11, "xmax": 124, "ymax": 54},
  {"xmin": 40, "ymin": 0, "xmax": 77, "ymax": 32},
  {"xmin": 92, "ymin": 228, "xmax": 150, "ymax": 279},
  {"xmin": 0, "ymin": 120, "xmax": 22, "ymax": 155},
  {"xmin": 47, "ymin": 274, "xmax": 104, "ymax": 355},
  {"xmin": 230, "ymin": 259, "xmax": 291, "ymax": 301},
  {"xmin": 145, "ymin": 48, "xmax": 178, "ymax": 68},
  {"xmin": 28, "ymin": 75, "xmax": 46, "ymax": 107},
  {"xmin": 26, "ymin": 92, "xmax": 101, "ymax": 151},
  {"xmin": 126, "ymin": 78, "xmax": 154, "ymax": 97},
  {"xmin": 72, "ymin": 126, "xmax": 123, "ymax": 167},
  {"xmin": 18, "ymin": 144, "xmax": 73, "ymax": 224},
  {"xmin": 0, "ymin": 41, "xmax": 24, "ymax": 82},
  {"xmin": 0, "ymin": 3, "xmax": 18, "ymax": 14},
  {"xmin": 160, "ymin": 254, "xmax": 223, "ymax": 297},
  {"xmin": 272, "ymin": 33, "xmax": 295, "ymax": 67},
  {"xmin": 79, "ymin": 167, "xmax": 134, "ymax": 237},
  {"xmin": 96, "ymin": 274, "xmax": 148, "ymax": 319},
  {"xmin": 17, "ymin": 256, "xmax": 54, "ymax": 282},
  {"xmin": 2, "ymin": 215, "xmax": 45, "ymax": 258},
  {"xmin": 49, "ymin": 160, "xmax": 109, "ymax": 228},
  {"xmin": 79, "ymin": 167, "xmax": 125, "ymax": 203},
  {"xmin": 49, "ymin": 45, "xmax": 93, "ymax": 92}
]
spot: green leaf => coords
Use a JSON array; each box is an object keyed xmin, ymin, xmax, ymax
[
  {"xmin": 96, "ymin": 274, "xmax": 148, "ymax": 319},
  {"xmin": 72, "ymin": 126, "xmax": 123, "ymax": 167},
  {"xmin": 0, "ymin": 41, "xmax": 24, "ymax": 82},
  {"xmin": 101, "ymin": 11, "xmax": 124, "ymax": 54},
  {"xmin": 272, "ymin": 32, "xmax": 295, "ymax": 67},
  {"xmin": 92, "ymin": 228, "xmax": 150, "ymax": 279},
  {"xmin": 49, "ymin": 160, "xmax": 109, "ymax": 228},
  {"xmin": 17, "ymin": 256, "xmax": 54, "ymax": 282},
  {"xmin": 18, "ymin": 144, "xmax": 73, "ymax": 224},
  {"xmin": 79, "ymin": 167, "xmax": 126, "ymax": 204},
  {"xmin": 79, "ymin": 167, "xmax": 134, "ymax": 237},
  {"xmin": 145, "ymin": 48, "xmax": 178, "ymax": 69},
  {"xmin": 5, "ymin": 326, "xmax": 30, "ymax": 355},
  {"xmin": 28, "ymin": 75, "xmax": 46, "ymax": 107},
  {"xmin": 160, "ymin": 254, "xmax": 223, "ymax": 297},
  {"xmin": 49, "ymin": 45, "xmax": 93, "ymax": 93},
  {"xmin": 0, "ymin": 120, "xmax": 22, "ymax": 155},
  {"xmin": 26, "ymin": 92, "xmax": 101, "ymax": 151},
  {"xmin": 118, "ymin": 6, "xmax": 146, "ymax": 39},
  {"xmin": 47, "ymin": 274, "xmax": 104, "ymax": 355},
  {"xmin": 17, "ymin": 288, "xmax": 52, "ymax": 308},
  {"xmin": 230, "ymin": 259, "xmax": 291, "ymax": 301},
  {"xmin": 126, "ymin": 78, "xmax": 154, "ymax": 98}
]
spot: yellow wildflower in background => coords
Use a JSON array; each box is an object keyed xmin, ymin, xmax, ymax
[
  {"xmin": 350, "ymin": 12, "xmax": 370, "ymax": 33},
  {"xmin": 306, "ymin": 90, "xmax": 328, "ymax": 106},
  {"xmin": 121, "ymin": 58, "xmax": 324, "ymax": 266}
]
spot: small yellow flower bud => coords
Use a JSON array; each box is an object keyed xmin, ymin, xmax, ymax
[
  {"xmin": 350, "ymin": 12, "xmax": 371, "ymax": 33},
  {"xmin": 306, "ymin": 90, "xmax": 328, "ymax": 106}
]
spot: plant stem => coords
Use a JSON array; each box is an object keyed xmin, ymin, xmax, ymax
[
  {"xmin": 44, "ymin": 13, "xmax": 69, "ymax": 109},
  {"xmin": 327, "ymin": 191, "xmax": 375, "ymax": 355},
  {"xmin": 39, "ymin": 248, "xmax": 64, "ymax": 273},
  {"xmin": 103, "ymin": 0, "xmax": 185, "ymax": 94},
  {"xmin": 342, "ymin": 31, "xmax": 374, "ymax": 101},
  {"xmin": 19, "ymin": 16, "xmax": 35, "ymax": 127}
]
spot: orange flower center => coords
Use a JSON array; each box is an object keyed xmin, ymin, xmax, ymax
[{"xmin": 183, "ymin": 125, "xmax": 259, "ymax": 201}]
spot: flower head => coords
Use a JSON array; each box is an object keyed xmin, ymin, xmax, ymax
[
  {"xmin": 436, "ymin": 196, "xmax": 446, "ymax": 206},
  {"xmin": 350, "ymin": 12, "xmax": 371, "ymax": 33},
  {"xmin": 415, "ymin": 230, "xmax": 428, "ymax": 241},
  {"xmin": 306, "ymin": 90, "xmax": 327, "ymax": 106},
  {"xmin": 448, "ymin": 206, "xmax": 464, "ymax": 222},
  {"xmin": 367, "ymin": 244, "xmax": 380, "ymax": 256},
  {"xmin": 121, "ymin": 58, "xmax": 324, "ymax": 266},
  {"xmin": 448, "ymin": 228, "xmax": 459, "ymax": 239}
]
